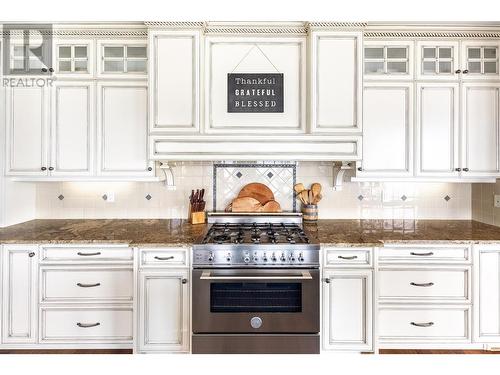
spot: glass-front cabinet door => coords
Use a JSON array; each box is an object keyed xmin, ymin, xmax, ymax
[
  {"xmin": 97, "ymin": 39, "xmax": 147, "ymax": 79},
  {"xmin": 364, "ymin": 40, "xmax": 414, "ymax": 80},
  {"xmin": 53, "ymin": 39, "xmax": 94, "ymax": 78},
  {"xmin": 416, "ymin": 41, "xmax": 460, "ymax": 80},
  {"xmin": 461, "ymin": 40, "xmax": 500, "ymax": 80}
]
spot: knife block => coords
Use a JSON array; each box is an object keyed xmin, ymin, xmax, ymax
[{"xmin": 189, "ymin": 205, "xmax": 206, "ymax": 225}]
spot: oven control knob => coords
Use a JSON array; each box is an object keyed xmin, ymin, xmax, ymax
[
  {"xmin": 253, "ymin": 255, "xmax": 259, "ymax": 262},
  {"xmin": 226, "ymin": 253, "xmax": 232, "ymax": 262},
  {"xmin": 289, "ymin": 253, "xmax": 296, "ymax": 262},
  {"xmin": 280, "ymin": 253, "xmax": 286, "ymax": 262},
  {"xmin": 207, "ymin": 252, "xmax": 215, "ymax": 262},
  {"xmin": 262, "ymin": 253, "xmax": 268, "ymax": 262},
  {"xmin": 243, "ymin": 255, "xmax": 251, "ymax": 263},
  {"xmin": 298, "ymin": 253, "xmax": 305, "ymax": 262},
  {"xmin": 271, "ymin": 253, "xmax": 277, "ymax": 262},
  {"xmin": 250, "ymin": 317, "xmax": 263, "ymax": 329}
]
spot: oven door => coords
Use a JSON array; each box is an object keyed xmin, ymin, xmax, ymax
[{"xmin": 192, "ymin": 268, "xmax": 319, "ymax": 334}]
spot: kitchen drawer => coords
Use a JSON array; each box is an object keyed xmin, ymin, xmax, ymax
[
  {"xmin": 378, "ymin": 267, "xmax": 471, "ymax": 303},
  {"xmin": 40, "ymin": 267, "xmax": 133, "ymax": 303},
  {"xmin": 139, "ymin": 247, "xmax": 189, "ymax": 268},
  {"xmin": 378, "ymin": 306, "xmax": 470, "ymax": 342},
  {"xmin": 323, "ymin": 247, "xmax": 373, "ymax": 267},
  {"xmin": 40, "ymin": 306, "xmax": 133, "ymax": 343},
  {"xmin": 41, "ymin": 245, "xmax": 133, "ymax": 263},
  {"xmin": 379, "ymin": 246, "xmax": 471, "ymax": 264}
]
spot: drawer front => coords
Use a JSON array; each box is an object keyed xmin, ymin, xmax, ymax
[
  {"xmin": 41, "ymin": 246, "xmax": 133, "ymax": 262},
  {"xmin": 40, "ymin": 307, "xmax": 133, "ymax": 343},
  {"xmin": 140, "ymin": 248, "xmax": 189, "ymax": 268},
  {"xmin": 324, "ymin": 248, "xmax": 373, "ymax": 267},
  {"xmin": 379, "ymin": 307, "xmax": 470, "ymax": 342},
  {"xmin": 41, "ymin": 267, "xmax": 133, "ymax": 303},
  {"xmin": 379, "ymin": 267, "xmax": 470, "ymax": 303},
  {"xmin": 379, "ymin": 246, "xmax": 470, "ymax": 264}
]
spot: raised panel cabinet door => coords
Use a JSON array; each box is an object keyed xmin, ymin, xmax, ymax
[
  {"xmin": 474, "ymin": 247, "xmax": 500, "ymax": 343},
  {"xmin": 416, "ymin": 83, "xmax": 460, "ymax": 177},
  {"xmin": 97, "ymin": 81, "xmax": 154, "ymax": 176},
  {"xmin": 138, "ymin": 269, "xmax": 190, "ymax": 353},
  {"xmin": 149, "ymin": 30, "xmax": 200, "ymax": 133},
  {"xmin": 311, "ymin": 31, "xmax": 362, "ymax": 133},
  {"xmin": 50, "ymin": 81, "xmax": 94, "ymax": 176},
  {"xmin": 5, "ymin": 85, "xmax": 49, "ymax": 175},
  {"xmin": 461, "ymin": 83, "xmax": 500, "ymax": 177},
  {"xmin": 2, "ymin": 245, "xmax": 38, "ymax": 343},
  {"xmin": 359, "ymin": 83, "xmax": 413, "ymax": 176},
  {"xmin": 322, "ymin": 269, "xmax": 373, "ymax": 351}
]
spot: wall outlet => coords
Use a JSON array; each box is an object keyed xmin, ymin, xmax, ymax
[
  {"xmin": 104, "ymin": 192, "xmax": 115, "ymax": 203},
  {"xmin": 495, "ymin": 195, "xmax": 500, "ymax": 208}
]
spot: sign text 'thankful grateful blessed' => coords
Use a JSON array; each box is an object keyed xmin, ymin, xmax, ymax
[{"xmin": 227, "ymin": 73, "xmax": 284, "ymax": 113}]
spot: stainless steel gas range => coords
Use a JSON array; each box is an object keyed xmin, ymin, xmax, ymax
[{"xmin": 191, "ymin": 213, "xmax": 320, "ymax": 354}]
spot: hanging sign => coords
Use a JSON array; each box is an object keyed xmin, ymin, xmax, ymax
[{"xmin": 227, "ymin": 73, "xmax": 284, "ymax": 113}]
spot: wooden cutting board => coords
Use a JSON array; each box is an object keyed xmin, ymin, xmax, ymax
[
  {"xmin": 230, "ymin": 197, "xmax": 263, "ymax": 212},
  {"xmin": 237, "ymin": 183, "xmax": 274, "ymax": 204}
]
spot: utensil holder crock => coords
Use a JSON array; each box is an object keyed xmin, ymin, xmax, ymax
[{"xmin": 301, "ymin": 204, "xmax": 318, "ymax": 222}]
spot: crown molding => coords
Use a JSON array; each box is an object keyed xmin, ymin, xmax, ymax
[
  {"xmin": 364, "ymin": 30, "xmax": 500, "ymax": 38},
  {"xmin": 144, "ymin": 21, "xmax": 204, "ymax": 29},
  {"xmin": 308, "ymin": 22, "xmax": 367, "ymax": 29},
  {"xmin": 203, "ymin": 21, "xmax": 308, "ymax": 35}
]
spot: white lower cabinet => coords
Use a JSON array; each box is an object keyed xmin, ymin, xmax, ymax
[
  {"xmin": 474, "ymin": 245, "xmax": 500, "ymax": 344},
  {"xmin": 1, "ymin": 245, "xmax": 38, "ymax": 344},
  {"xmin": 322, "ymin": 247, "xmax": 374, "ymax": 352},
  {"xmin": 137, "ymin": 247, "xmax": 190, "ymax": 353}
]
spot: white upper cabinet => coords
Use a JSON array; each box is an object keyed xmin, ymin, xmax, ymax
[
  {"xmin": 358, "ymin": 82, "xmax": 413, "ymax": 176},
  {"xmin": 416, "ymin": 82, "xmax": 460, "ymax": 177},
  {"xmin": 461, "ymin": 82, "xmax": 500, "ymax": 177},
  {"xmin": 310, "ymin": 31, "xmax": 362, "ymax": 133},
  {"xmin": 149, "ymin": 30, "xmax": 200, "ymax": 133},
  {"xmin": 97, "ymin": 81, "xmax": 154, "ymax": 176},
  {"xmin": 96, "ymin": 39, "xmax": 148, "ymax": 79},
  {"xmin": 461, "ymin": 40, "xmax": 500, "ymax": 80},
  {"xmin": 364, "ymin": 40, "xmax": 414, "ymax": 80},
  {"xmin": 53, "ymin": 39, "xmax": 94, "ymax": 78},
  {"xmin": 416, "ymin": 41, "xmax": 460, "ymax": 81},
  {"xmin": 5, "ymin": 85, "xmax": 49, "ymax": 176},
  {"xmin": 50, "ymin": 81, "xmax": 94, "ymax": 176}
]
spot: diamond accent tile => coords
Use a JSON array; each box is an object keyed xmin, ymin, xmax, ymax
[
  {"xmin": 444, "ymin": 195, "xmax": 451, "ymax": 202},
  {"xmin": 401, "ymin": 195, "xmax": 407, "ymax": 201},
  {"xmin": 58, "ymin": 194, "xmax": 64, "ymax": 201},
  {"xmin": 267, "ymin": 172, "xmax": 274, "ymax": 179},
  {"xmin": 146, "ymin": 194, "xmax": 152, "ymax": 201},
  {"xmin": 357, "ymin": 195, "xmax": 364, "ymax": 201},
  {"xmin": 102, "ymin": 194, "xmax": 108, "ymax": 201},
  {"xmin": 236, "ymin": 171, "xmax": 243, "ymax": 178}
]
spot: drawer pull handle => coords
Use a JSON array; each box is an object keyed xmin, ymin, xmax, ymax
[
  {"xmin": 410, "ymin": 322, "xmax": 434, "ymax": 328},
  {"xmin": 77, "ymin": 282, "xmax": 101, "ymax": 288},
  {"xmin": 338, "ymin": 255, "xmax": 358, "ymax": 260},
  {"xmin": 410, "ymin": 282, "xmax": 434, "ymax": 287},
  {"xmin": 154, "ymin": 255, "xmax": 175, "ymax": 261},
  {"xmin": 77, "ymin": 252, "xmax": 102, "ymax": 257},
  {"xmin": 410, "ymin": 251, "xmax": 434, "ymax": 256},
  {"xmin": 77, "ymin": 322, "xmax": 100, "ymax": 328}
]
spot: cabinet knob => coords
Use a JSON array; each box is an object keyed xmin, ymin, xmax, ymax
[
  {"xmin": 455, "ymin": 69, "xmax": 461, "ymax": 74},
  {"xmin": 41, "ymin": 167, "xmax": 47, "ymax": 171},
  {"xmin": 181, "ymin": 278, "xmax": 188, "ymax": 284},
  {"xmin": 324, "ymin": 278, "xmax": 331, "ymax": 284},
  {"xmin": 48, "ymin": 167, "xmax": 54, "ymax": 171},
  {"xmin": 455, "ymin": 168, "xmax": 461, "ymax": 172},
  {"xmin": 41, "ymin": 68, "xmax": 48, "ymax": 73},
  {"xmin": 463, "ymin": 69, "xmax": 469, "ymax": 74},
  {"xmin": 463, "ymin": 167, "xmax": 469, "ymax": 172},
  {"xmin": 49, "ymin": 67, "xmax": 54, "ymax": 73},
  {"xmin": 147, "ymin": 167, "xmax": 153, "ymax": 171},
  {"xmin": 357, "ymin": 167, "xmax": 362, "ymax": 172},
  {"xmin": 28, "ymin": 252, "xmax": 35, "ymax": 257}
]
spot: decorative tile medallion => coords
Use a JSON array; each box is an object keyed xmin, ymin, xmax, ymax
[
  {"xmin": 58, "ymin": 194, "xmax": 64, "ymax": 201},
  {"xmin": 213, "ymin": 162, "xmax": 297, "ymax": 212},
  {"xmin": 146, "ymin": 194, "xmax": 152, "ymax": 201},
  {"xmin": 444, "ymin": 195, "xmax": 451, "ymax": 202},
  {"xmin": 401, "ymin": 195, "xmax": 407, "ymax": 201}
]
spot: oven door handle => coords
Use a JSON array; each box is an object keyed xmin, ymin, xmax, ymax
[{"xmin": 199, "ymin": 271, "xmax": 313, "ymax": 280}]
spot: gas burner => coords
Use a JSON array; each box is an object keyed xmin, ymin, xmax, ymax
[{"xmin": 213, "ymin": 234, "xmax": 231, "ymax": 244}]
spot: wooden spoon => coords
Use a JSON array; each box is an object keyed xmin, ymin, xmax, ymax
[
  {"xmin": 311, "ymin": 183, "xmax": 322, "ymax": 201},
  {"xmin": 300, "ymin": 190, "xmax": 309, "ymax": 205},
  {"xmin": 294, "ymin": 183, "xmax": 305, "ymax": 194}
]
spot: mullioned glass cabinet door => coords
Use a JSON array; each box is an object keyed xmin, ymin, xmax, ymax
[
  {"xmin": 364, "ymin": 40, "xmax": 414, "ymax": 80},
  {"xmin": 53, "ymin": 39, "xmax": 94, "ymax": 78},
  {"xmin": 461, "ymin": 40, "xmax": 500, "ymax": 80},
  {"xmin": 415, "ymin": 41, "xmax": 460, "ymax": 81}
]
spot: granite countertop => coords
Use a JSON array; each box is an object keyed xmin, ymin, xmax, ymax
[
  {"xmin": 1, "ymin": 219, "xmax": 500, "ymax": 247},
  {"xmin": 0, "ymin": 219, "xmax": 207, "ymax": 246}
]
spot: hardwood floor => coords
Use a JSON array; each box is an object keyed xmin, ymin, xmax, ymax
[
  {"xmin": 0, "ymin": 349, "xmax": 133, "ymax": 354},
  {"xmin": 380, "ymin": 349, "xmax": 500, "ymax": 354}
]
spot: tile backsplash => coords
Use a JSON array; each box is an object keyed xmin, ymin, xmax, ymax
[
  {"xmin": 472, "ymin": 181, "xmax": 500, "ymax": 226},
  {"xmin": 35, "ymin": 161, "xmax": 472, "ymax": 220}
]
